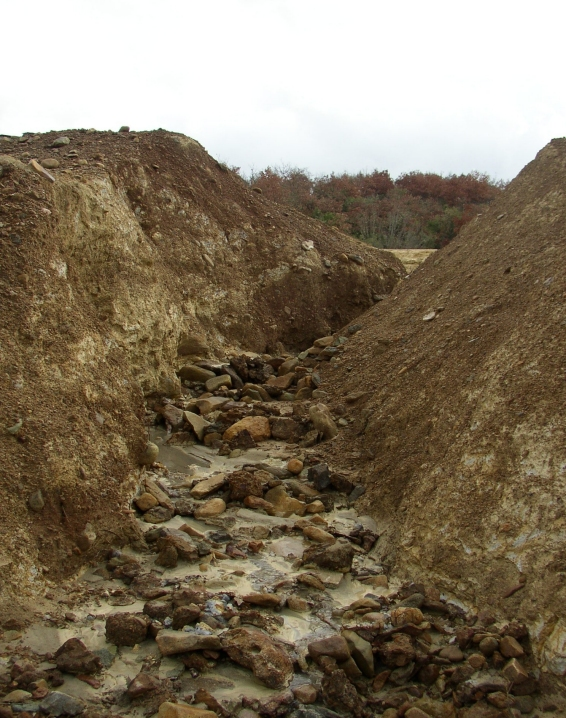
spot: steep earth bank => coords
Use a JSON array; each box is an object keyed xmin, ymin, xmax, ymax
[
  {"xmin": 0, "ymin": 129, "xmax": 403, "ymax": 615},
  {"xmin": 316, "ymin": 139, "xmax": 566, "ymax": 682}
]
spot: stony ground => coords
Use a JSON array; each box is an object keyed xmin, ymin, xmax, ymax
[{"xmin": 0, "ymin": 341, "xmax": 558, "ymax": 718}]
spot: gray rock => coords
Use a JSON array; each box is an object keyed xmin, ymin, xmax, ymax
[
  {"xmin": 28, "ymin": 489, "xmax": 44, "ymax": 512},
  {"xmin": 342, "ymin": 630, "xmax": 374, "ymax": 677},
  {"xmin": 51, "ymin": 136, "xmax": 70, "ymax": 147},
  {"xmin": 308, "ymin": 464, "xmax": 331, "ymax": 491},
  {"xmin": 40, "ymin": 692, "xmax": 85, "ymax": 716},
  {"xmin": 40, "ymin": 158, "xmax": 60, "ymax": 169},
  {"xmin": 205, "ymin": 374, "xmax": 232, "ymax": 392},
  {"xmin": 143, "ymin": 506, "xmax": 173, "ymax": 523}
]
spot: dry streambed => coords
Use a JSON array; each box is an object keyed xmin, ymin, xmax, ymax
[{"xmin": 0, "ymin": 340, "xmax": 553, "ymax": 718}]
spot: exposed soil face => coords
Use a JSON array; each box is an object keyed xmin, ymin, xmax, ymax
[
  {"xmin": 0, "ymin": 130, "xmax": 402, "ymax": 617},
  {"xmin": 316, "ymin": 139, "xmax": 566, "ymax": 679}
]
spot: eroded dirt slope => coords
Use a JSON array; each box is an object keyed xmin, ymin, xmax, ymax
[
  {"xmin": 0, "ymin": 129, "xmax": 403, "ymax": 615},
  {"xmin": 317, "ymin": 139, "xmax": 566, "ymax": 677}
]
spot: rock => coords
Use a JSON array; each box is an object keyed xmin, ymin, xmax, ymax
[
  {"xmin": 183, "ymin": 412, "xmax": 211, "ymax": 441},
  {"xmin": 305, "ymin": 500, "xmax": 326, "ymax": 513},
  {"xmin": 144, "ymin": 506, "xmax": 173, "ymax": 523},
  {"xmin": 28, "ymin": 489, "xmax": 44, "ymax": 512},
  {"xmin": 190, "ymin": 474, "xmax": 226, "ymax": 498},
  {"xmin": 390, "ymin": 607, "xmax": 424, "ymax": 626},
  {"xmin": 243, "ymin": 495, "xmax": 276, "ymax": 513},
  {"xmin": 159, "ymin": 403, "xmax": 185, "ymax": 429},
  {"xmin": 303, "ymin": 539, "xmax": 354, "ymax": 572},
  {"xmin": 297, "ymin": 573, "xmax": 326, "ymax": 590},
  {"xmin": 348, "ymin": 485, "xmax": 365, "ymax": 502},
  {"xmin": 158, "ymin": 701, "xmax": 217, "ymax": 718},
  {"xmin": 499, "ymin": 635, "xmax": 525, "ymax": 658},
  {"xmin": 194, "ymin": 498, "xmax": 226, "ymax": 519},
  {"xmin": 308, "ymin": 405, "xmax": 338, "ymax": 440},
  {"xmin": 228, "ymin": 470, "xmax": 263, "ymax": 500},
  {"xmin": 314, "ymin": 336, "xmax": 334, "ymax": 348},
  {"xmin": 179, "ymin": 365, "xmax": 215, "ymax": 382},
  {"xmin": 196, "ymin": 396, "xmax": 230, "ymax": 414},
  {"xmin": 270, "ymin": 417, "xmax": 303, "ymax": 441},
  {"xmin": 405, "ymin": 709, "xmax": 430, "ymax": 718},
  {"xmin": 143, "ymin": 600, "xmax": 173, "ymax": 621},
  {"xmin": 363, "ymin": 575, "xmax": 388, "ymax": 588},
  {"xmin": 287, "ymin": 459, "xmax": 303, "ymax": 475},
  {"xmin": 287, "ymin": 480, "xmax": 320, "ymax": 498},
  {"xmin": 40, "ymin": 158, "xmax": 60, "ymax": 169},
  {"xmin": 501, "ymin": 657, "xmax": 529, "ymax": 684},
  {"xmin": 175, "ymin": 498, "xmax": 196, "ymax": 516},
  {"xmin": 320, "ymin": 669, "xmax": 364, "ymax": 716},
  {"xmin": 468, "ymin": 653, "xmax": 487, "ymax": 670},
  {"xmin": 177, "ymin": 335, "xmax": 209, "ymax": 357},
  {"xmin": 303, "ymin": 526, "xmax": 335, "ymax": 544},
  {"xmin": 264, "ymin": 485, "xmax": 306, "ymax": 517},
  {"xmin": 127, "ymin": 672, "xmax": 161, "ymax": 699},
  {"xmin": 278, "ymin": 358, "xmax": 299, "ymax": 375},
  {"xmin": 308, "ymin": 464, "xmax": 331, "ymax": 491},
  {"xmin": 243, "ymin": 593, "xmax": 282, "ymax": 608},
  {"xmin": 293, "ymin": 684, "xmax": 317, "ymax": 704},
  {"xmin": 54, "ymin": 638, "xmax": 102, "ymax": 675},
  {"xmin": 479, "ymin": 636, "xmax": 499, "ymax": 656},
  {"xmin": 146, "ymin": 478, "xmax": 175, "ymax": 510},
  {"xmin": 222, "ymin": 627, "xmax": 293, "ymax": 689},
  {"xmin": 308, "ymin": 635, "xmax": 350, "ymax": 663},
  {"xmin": 287, "ymin": 595, "xmax": 309, "ymax": 612},
  {"xmin": 172, "ymin": 604, "xmax": 201, "ymax": 629},
  {"xmin": 377, "ymin": 633, "xmax": 415, "ymax": 667},
  {"xmin": 417, "ymin": 664, "xmax": 440, "ymax": 685},
  {"xmin": 105, "ymin": 613, "xmax": 150, "ymax": 646},
  {"xmin": 155, "ymin": 630, "xmax": 221, "ymax": 656},
  {"xmin": 40, "ymin": 692, "xmax": 85, "ymax": 716},
  {"xmin": 51, "ymin": 136, "xmax": 70, "ymax": 147},
  {"xmin": 29, "ymin": 158, "xmax": 55, "ymax": 182},
  {"xmin": 76, "ymin": 522, "xmax": 96, "ymax": 552},
  {"xmin": 2, "ymin": 690, "xmax": 32, "ymax": 703},
  {"xmin": 205, "ymin": 374, "xmax": 232, "ymax": 392},
  {"xmin": 223, "ymin": 416, "xmax": 271, "ymax": 442},
  {"xmin": 342, "ymin": 630, "xmax": 374, "ymax": 677},
  {"xmin": 136, "ymin": 492, "xmax": 159, "ymax": 511},
  {"xmin": 140, "ymin": 442, "xmax": 159, "ymax": 465},
  {"xmin": 439, "ymin": 645, "xmax": 464, "ymax": 662},
  {"xmin": 156, "ymin": 528, "xmax": 199, "ymax": 561},
  {"xmin": 295, "ymin": 387, "xmax": 313, "ymax": 401}
]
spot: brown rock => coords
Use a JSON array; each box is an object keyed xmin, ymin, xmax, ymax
[
  {"xmin": 297, "ymin": 573, "xmax": 326, "ymax": 591},
  {"xmin": 242, "ymin": 593, "xmax": 282, "ymax": 608},
  {"xmin": 156, "ymin": 528, "xmax": 199, "ymax": 562},
  {"xmin": 302, "ymin": 539, "xmax": 354, "ymax": 572},
  {"xmin": 308, "ymin": 635, "xmax": 350, "ymax": 663},
  {"xmin": 309, "ymin": 403, "xmax": 338, "ymax": 440},
  {"xmin": 156, "ymin": 630, "xmax": 221, "ymax": 656},
  {"xmin": 417, "ymin": 663, "xmax": 440, "ymax": 685},
  {"xmin": 105, "ymin": 613, "xmax": 150, "ymax": 647},
  {"xmin": 499, "ymin": 635, "xmax": 525, "ymax": 658},
  {"xmin": 287, "ymin": 595, "xmax": 309, "ymax": 612},
  {"xmin": 222, "ymin": 627, "xmax": 293, "ymax": 689},
  {"xmin": 243, "ymin": 495, "xmax": 276, "ymax": 513},
  {"xmin": 405, "ymin": 709, "xmax": 430, "ymax": 718},
  {"xmin": 287, "ymin": 459, "xmax": 303, "ymax": 475},
  {"xmin": 439, "ymin": 645, "xmax": 464, "ymax": 662},
  {"xmin": 140, "ymin": 442, "xmax": 159, "ymax": 466},
  {"xmin": 159, "ymin": 403, "xmax": 185, "ymax": 430},
  {"xmin": 144, "ymin": 506, "xmax": 173, "ymax": 523},
  {"xmin": 205, "ymin": 374, "xmax": 232, "ymax": 392},
  {"xmin": 190, "ymin": 474, "xmax": 226, "ymax": 498},
  {"xmin": 158, "ymin": 702, "xmax": 216, "ymax": 718},
  {"xmin": 278, "ymin": 358, "xmax": 299, "ymax": 376},
  {"xmin": 303, "ymin": 525, "xmax": 335, "ymax": 544},
  {"xmin": 292, "ymin": 684, "xmax": 317, "ymax": 704},
  {"xmin": 183, "ymin": 411, "xmax": 211, "ymax": 441},
  {"xmin": 270, "ymin": 417, "xmax": 302, "ymax": 441},
  {"xmin": 143, "ymin": 600, "xmax": 173, "ymax": 621},
  {"xmin": 223, "ymin": 416, "xmax": 271, "ymax": 442},
  {"xmin": 194, "ymin": 498, "xmax": 226, "ymax": 519},
  {"xmin": 479, "ymin": 636, "xmax": 499, "ymax": 656},
  {"xmin": 377, "ymin": 633, "xmax": 415, "ymax": 667},
  {"xmin": 390, "ymin": 607, "xmax": 424, "ymax": 626},
  {"xmin": 266, "ymin": 373, "xmax": 295, "ymax": 390},
  {"xmin": 264, "ymin": 485, "xmax": 306, "ymax": 517},
  {"xmin": 320, "ymin": 669, "xmax": 364, "ymax": 716},
  {"xmin": 145, "ymin": 478, "xmax": 175, "ymax": 511},
  {"xmin": 228, "ymin": 470, "xmax": 263, "ymax": 500},
  {"xmin": 178, "ymin": 365, "xmax": 215, "ymax": 382},
  {"xmin": 54, "ymin": 638, "xmax": 102, "ymax": 675},
  {"xmin": 136, "ymin": 492, "xmax": 159, "ymax": 511},
  {"xmin": 501, "ymin": 657, "xmax": 529, "ymax": 684},
  {"xmin": 196, "ymin": 396, "xmax": 231, "ymax": 414},
  {"xmin": 127, "ymin": 672, "xmax": 161, "ymax": 699},
  {"xmin": 305, "ymin": 500, "xmax": 326, "ymax": 513},
  {"xmin": 342, "ymin": 629, "xmax": 374, "ymax": 677},
  {"xmin": 468, "ymin": 653, "xmax": 487, "ymax": 670},
  {"xmin": 172, "ymin": 604, "xmax": 201, "ymax": 629}
]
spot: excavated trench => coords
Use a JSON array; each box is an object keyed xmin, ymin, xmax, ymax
[{"xmin": 0, "ymin": 339, "xmax": 554, "ymax": 718}]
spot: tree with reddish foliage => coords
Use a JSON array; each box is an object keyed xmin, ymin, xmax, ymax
[{"xmin": 244, "ymin": 165, "xmax": 505, "ymax": 248}]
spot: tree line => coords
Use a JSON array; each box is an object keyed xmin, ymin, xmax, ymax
[{"xmin": 242, "ymin": 165, "xmax": 505, "ymax": 248}]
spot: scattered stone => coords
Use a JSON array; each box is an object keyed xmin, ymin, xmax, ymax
[
  {"xmin": 320, "ymin": 668, "xmax": 364, "ymax": 716},
  {"xmin": 305, "ymin": 500, "xmax": 326, "ymax": 513},
  {"xmin": 40, "ymin": 158, "xmax": 60, "ymax": 169},
  {"xmin": 390, "ymin": 606, "xmax": 424, "ymax": 626},
  {"xmin": 179, "ymin": 365, "xmax": 215, "ymax": 382},
  {"xmin": 54, "ymin": 639, "xmax": 102, "ymax": 675},
  {"xmin": 222, "ymin": 627, "xmax": 294, "ymax": 688},
  {"xmin": 303, "ymin": 526, "xmax": 335, "ymax": 544},
  {"xmin": 439, "ymin": 645, "xmax": 464, "ymax": 662},
  {"xmin": 309, "ymin": 404, "xmax": 338, "ymax": 440},
  {"xmin": 28, "ymin": 489, "xmax": 44, "ymax": 512},
  {"xmin": 205, "ymin": 374, "xmax": 232, "ymax": 392},
  {"xmin": 127, "ymin": 672, "xmax": 161, "ymax": 699},
  {"xmin": 156, "ymin": 630, "xmax": 221, "ymax": 656},
  {"xmin": 287, "ymin": 459, "xmax": 304, "ymax": 475},
  {"xmin": 51, "ymin": 136, "xmax": 70, "ymax": 147},
  {"xmin": 223, "ymin": 416, "xmax": 271, "ymax": 442},
  {"xmin": 264, "ymin": 485, "xmax": 306, "ymax": 517},
  {"xmin": 303, "ymin": 539, "xmax": 354, "ymax": 572},
  {"xmin": 144, "ymin": 506, "xmax": 174, "ymax": 523},
  {"xmin": 194, "ymin": 498, "xmax": 226, "ymax": 519},
  {"xmin": 287, "ymin": 595, "xmax": 309, "ymax": 612},
  {"xmin": 183, "ymin": 412, "xmax": 211, "ymax": 441},
  {"xmin": 499, "ymin": 635, "xmax": 525, "ymax": 658},
  {"xmin": 190, "ymin": 474, "xmax": 226, "ymax": 498},
  {"xmin": 3, "ymin": 690, "xmax": 32, "ymax": 703},
  {"xmin": 501, "ymin": 657, "xmax": 528, "ymax": 684},
  {"xmin": 243, "ymin": 495, "xmax": 276, "ymax": 513},
  {"xmin": 293, "ymin": 684, "xmax": 317, "ymax": 704},
  {"xmin": 105, "ymin": 613, "xmax": 150, "ymax": 647},
  {"xmin": 308, "ymin": 635, "xmax": 350, "ymax": 663},
  {"xmin": 308, "ymin": 464, "xmax": 331, "ymax": 491},
  {"xmin": 158, "ymin": 702, "xmax": 216, "ymax": 718},
  {"xmin": 479, "ymin": 636, "xmax": 499, "ymax": 657},
  {"xmin": 40, "ymin": 692, "xmax": 85, "ymax": 716},
  {"xmin": 135, "ymin": 492, "xmax": 159, "ymax": 511},
  {"xmin": 196, "ymin": 396, "xmax": 231, "ymax": 414},
  {"xmin": 140, "ymin": 442, "xmax": 159, "ymax": 466},
  {"xmin": 242, "ymin": 593, "xmax": 282, "ymax": 608},
  {"xmin": 172, "ymin": 604, "xmax": 201, "ymax": 629},
  {"xmin": 228, "ymin": 470, "xmax": 263, "ymax": 500},
  {"xmin": 342, "ymin": 629, "xmax": 374, "ymax": 677}
]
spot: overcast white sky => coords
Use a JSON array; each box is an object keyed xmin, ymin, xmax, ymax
[{"xmin": 2, "ymin": 0, "xmax": 564, "ymax": 180}]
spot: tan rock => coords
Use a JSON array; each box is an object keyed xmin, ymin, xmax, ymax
[
  {"xmin": 243, "ymin": 495, "xmax": 275, "ymax": 514},
  {"xmin": 278, "ymin": 357, "xmax": 299, "ymax": 376},
  {"xmin": 390, "ymin": 607, "xmax": 424, "ymax": 626},
  {"xmin": 266, "ymin": 373, "xmax": 295, "ymax": 390},
  {"xmin": 242, "ymin": 593, "xmax": 282, "ymax": 608},
  {"xmin": 222, "ymin": 627, "xmax": 294, "ymax": 689},
  {"xmin": 264, "ymin": 485, "xmax": 306, "ymax": 517},
  {"xmin": 292, "ymin": 684, "xmax": 317, "ymax": 704},
  {"xmin": 223, "ymin": 416, "xmax": 271, "ymax": 443},
  {"xmin": 303, "ymin": 526, "xmax": 335, "ymax": 544},
  {"xmin": 190, "ymin": 474, "xmax": 226, "ymax": 499},
  {"xmin": 140, "ymin": 442, "xmax": 159, "ymax": 466},
  {"xmin": 183, "ymin": 411, "xmax": 211, "ymax": 441},
  {"xmin": 135, "ymin": 492, "xmax": 159, "ymax": 511},
  {"xmin": 501, "ymin": 657, "xmax": 529, "ymax": 684},
  {"xmin": 309, "ymin": 403, "xmax": 338, "ymax": 440},
  {"xmin": 314, "ymin": 336, "xmax": 334, "ymax": 348},
  {"xmin": 178, "ymin": 365, "xmax": 215, "ymax": 382},
  {"xmin": 287, "ymin": 459, "xmax": 304, "ymax": 475},
  {"xmin": 362, "ymin": 575, "xmax": 388, "ymax": 588},
  {"xmin": 500, "ymin": 635, "xmax": 525, "ymax": 658},
  {"xmin": 205, "ymin": 374, "xmax": 232, "ymax": 392},
  {"xmin": 287, "ymin": 595, "xmax": 309, "ymax": 612},
  {"xmin": 305, "ymin": 500, "xmax": 325, "ymax": 513},
  {"xmin": 158, "ymin": 701, "xmax": 216, "ymax": 718},
  {"xmin": 194, "ymin": 498, "xmax": 226, "ymax": 519},
  {"xmin": 155, "ymin": 630, "xmax": 221, "ymax": 656},
  {"xmin": 308, "ymin": 635, "xmax": 350, "ymax": 663},
  {"xmin": 196, "ymin": 396, "xmax": 230, "ymax": 414},
  {"xmin": 145, "ymin": 478, "xmax": 175, "ymax": 511}
]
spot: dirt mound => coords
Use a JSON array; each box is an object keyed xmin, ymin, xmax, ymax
[
  {"xmin": 0, "ymin": 129, "xmax": 403, "ymax": 616},
  {"xmin": 316, "ymin": 139, "xmax": 566, "ymax": 678}
]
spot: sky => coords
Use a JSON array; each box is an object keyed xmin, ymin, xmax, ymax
[{"xmin": 2, "ymin": 0, "xmax": 565, "ymax": 181}]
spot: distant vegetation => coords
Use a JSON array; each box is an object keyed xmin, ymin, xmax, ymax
[{"xmin": 243, "ymin": 166, "xmax": 506, "ymax": 248}]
